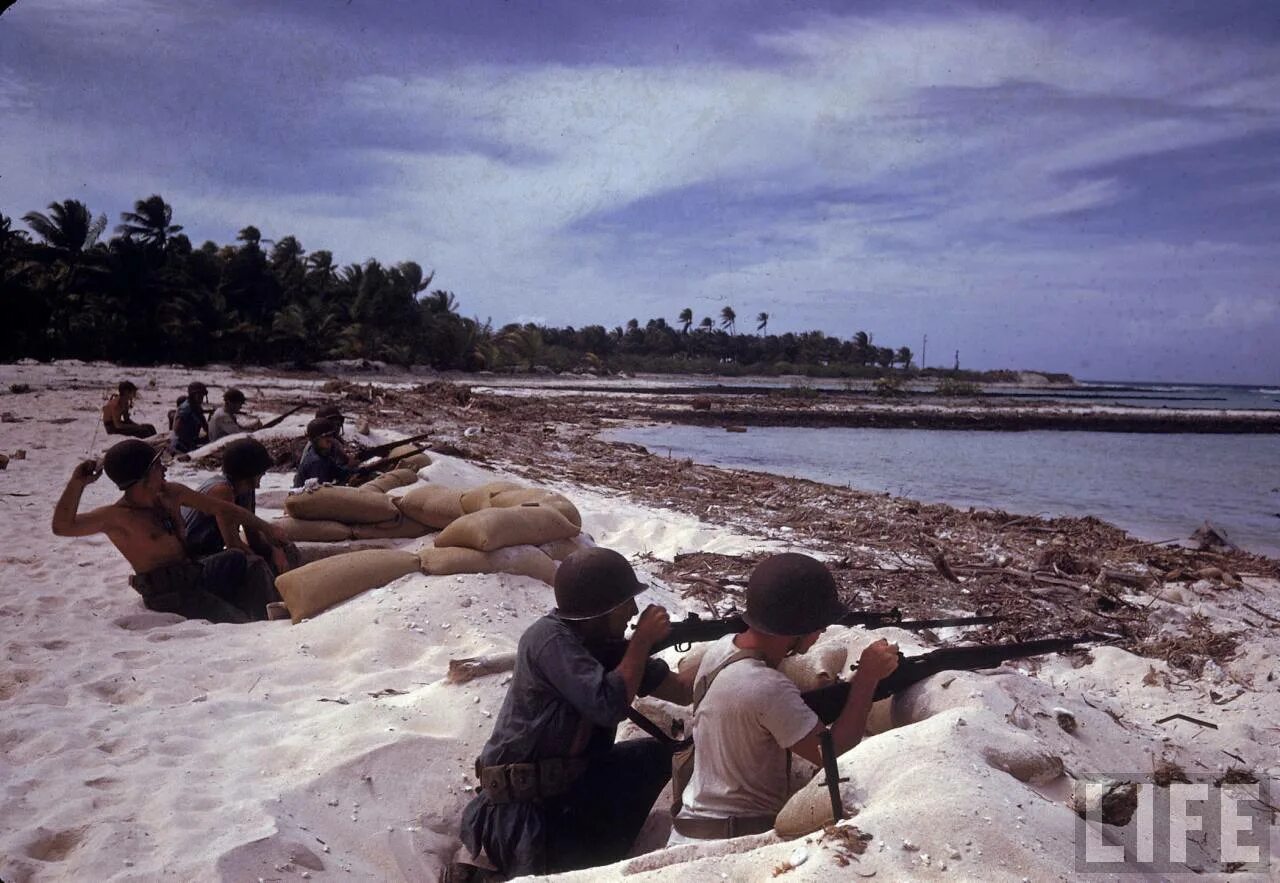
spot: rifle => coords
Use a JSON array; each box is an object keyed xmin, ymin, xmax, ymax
[
  {"xmin": 800, "ymin": 635, "xmax": 1094, "ymax": 724},
  {"xmin": 652, "ymin": 609, "xmax": 1001, "ymax": 654},
  {"xmin": 348, "ymin": 445, "xmax": 431, "ymax": 485},
  {"xmin": 356, "ymin": 431, "xmax": 432, "ymax": 461},
  {"xmin": 258, "ymin": 403, "xmax": 309, "ymax": 431}
]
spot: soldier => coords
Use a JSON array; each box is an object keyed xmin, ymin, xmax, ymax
[
  {"xmin": 669, "ymin": 553, "xmax": 899, "ymax": 842},
  {"xmin": 52, "ymin": 438, "xmax": 288, "ymax": 623},
  {"xmin": 169, "ymin": 381, "xmax": 210, "ymax": 453},
  {"xmin": 455, "ymin": 548, "xmax": 692, "ymax": 879},
  {"xmin": 101, "ymin": 381, "xmax": 157, "ymax": 438},
  {"xmin": 207, "ymin": 387, "xmax": 262, "ymax": 442}
]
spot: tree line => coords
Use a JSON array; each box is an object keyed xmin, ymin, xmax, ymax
[{"xmin": 2, "ymin": 195, "xmax": 934, "ymax": 378}]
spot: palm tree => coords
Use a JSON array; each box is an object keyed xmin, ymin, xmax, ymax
[
  {"xmin": 895, "ymin": 346, "xmax": 913, "ymax": 370},
  {"xmin": 23, "ymin": 200, "xmax": 104, "ymax": 253},
  {"xmin": 852, "ymin": 330, "xmax": 872, "ymax": 365},
  {"xmin": 720, "ymin": 305, "xmax": 736, "ymax": 334},
  {"xmin": 236, "ymin": 226, "xmax": 262, "ymax": 249},
  {"xmin": 698, "ymin": 316, "xmax": 714, "ymax": 332},
  {"xmin": 677, "ymin": 307, "xmax": 693, "ymax": 334},
  {"xmin": 423, "ymin": 289, "xmax": 458, "ymax": 315},
  {"xmin": 756, "ymin": 311, "xmax": 769, "ymax": 334},
  {"xmin": 116, "ymin": 195, "xmax": 183, "ymax": 248}
]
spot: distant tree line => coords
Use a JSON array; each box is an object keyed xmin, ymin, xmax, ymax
[{"xmin": 3, "ymin": 195, "xmax": 1061, "ymax": 382}]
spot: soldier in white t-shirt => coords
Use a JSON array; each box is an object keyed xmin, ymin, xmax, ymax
[{"xmin": 670, "ymin": 553, "xmax": 900, "ymax": 841}]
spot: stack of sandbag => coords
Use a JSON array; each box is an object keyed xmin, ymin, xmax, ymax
[
  {"xmin": 276, "ymin": 548, "xmax": 421, "ymax": 622},
  {"xmin": 276, "ymin": 484, "xmax": 431, "ymax": 542},
  {"xmin": 460, "ymin": 480, "xmax": 582, "ymax": 528},
  {"xmin": 434, "ymin": 502, "xmax": 579, "ymax": 552}
]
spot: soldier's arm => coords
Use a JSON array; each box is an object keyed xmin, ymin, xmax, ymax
[
  {"xmin": 166, "ymin": 482, "xmax": 287, "ymax": 545},
  {"xmin": 52, "ymin": 461, "xmax": 116, "ymax": 537}
]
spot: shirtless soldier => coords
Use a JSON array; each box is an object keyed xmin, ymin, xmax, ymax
[
  {"xmin": 52, "ymin": 438, "xmax": 289, "ymax": 624},
  {"xmin": 101, "ymin": 381, "xmax": 157, "ymax": 438}
]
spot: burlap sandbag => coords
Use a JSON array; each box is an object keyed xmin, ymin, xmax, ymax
[
  {"xmin": 350, "ymin": 514, "xmax": 432, "ymax": 540},
  {"xmin": 538, "ymin": 533, "xmax": 596, "ymax": 562},
  {"xmin": 272, "ymin": 516, "xmax": 353, "ymax": 543},
  {"xmin": 490, "ymin": 488, "xmax": 582, "ymax": 529},
  {"xmin": 399, "ymin": 453, "xmax": 433, "ymax": 471},
  {"xmin": 774, "ymin": 762, "xmax": 857, "ymax": 839},
  {"xmin": 361, "ymin": 468, "xmax": 419, "ymax": 494},
  {"xmin": 777, "ymin": 641, "xmax": 849, "ymax": 691},
  {"xmin": 459, "ymin": 480, "xmax": 525, "ymax": 513},
  {"xmin": 395, "ymin": 485, "xmax": 466, "ymax": 529},
  {"xmin": 434, "ymin": 503, "xmax": 579, "ymax": 552},
  {"xmin": 387, "ymin": 443, "xmax": 431, "ymax": 464},
  {"xmin": 418, "ymin": 544, "xmax": 557, "ymax": 585},
  {"xmin": 284, "ymin": 485, "xmax": 399, "ymax": 524},
  {"xmin": 276, "ymin": 549, "xmax": 420, "ymax": 623}
]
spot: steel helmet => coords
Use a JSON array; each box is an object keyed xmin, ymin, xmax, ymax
[
  {"xmin": 554, "ymin": 547, "xmax": 645, "ymax": 620},
  {"xmin": 222, "ymin": 437, "xmax": 273, "ymax": 482},
  {"xmin": 103, "ymin": 439, "xmax": 162, "ymax": 490},
  {"xmin": 742, "ymin": 553, "xmax": 845, "ymax": 636},
  {"xmin": 306, "ymin": 416, "xmax": 341, "ymax": 440}
]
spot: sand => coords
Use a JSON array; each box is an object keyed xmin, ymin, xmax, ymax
[{"xmin": 1, "ymin": 360, "xmax": 1277, "ymax": 882}]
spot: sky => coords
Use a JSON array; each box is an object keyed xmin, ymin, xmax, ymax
[{"xmin": 2, "ymin": 0, "xmax": 1278, "ymax": 384}]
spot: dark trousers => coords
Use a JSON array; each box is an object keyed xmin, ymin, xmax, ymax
[
  {"xmin": 105, "ymin": 422, "xmax": 157, "ymax": 438},
  {"xmin": 131, "ymin": 550, "xmax": 280, "ymax": 624},
  {"xmin": 543, "ymin": 738, "xmax": 672, "ymax": 874}
]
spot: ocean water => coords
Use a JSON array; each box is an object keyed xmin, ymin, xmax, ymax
[{"xmin": 605, "ymin": 426, "xmax": 1280, "ymax": 558}]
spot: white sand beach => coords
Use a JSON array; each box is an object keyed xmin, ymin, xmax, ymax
[{"xmin": 1, "ymin": 361, "xmax": 1277, "ymax": 882}]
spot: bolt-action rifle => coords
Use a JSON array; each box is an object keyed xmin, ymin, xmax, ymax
[
  {"xmin": 800, "ymin": 635, "xmax": 1095, "ymax": 724},
  {"xmin": 257, "ymin": 403, "xmax": 309, "ymax": 431},
  {"xmin": 354, "ymin": 431, "xmax": 432, "ymax": 461},
  {"xmin": 650, "ymin": 609, "xmax": 1001, "ymax": 654}
]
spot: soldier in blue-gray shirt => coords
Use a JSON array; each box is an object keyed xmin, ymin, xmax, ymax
[{"xmin": 455, "ymin": 548, "xmax": 693, "ymax": 880}]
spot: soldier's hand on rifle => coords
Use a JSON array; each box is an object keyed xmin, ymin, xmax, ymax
[
  {"xmin": 856, "ymin": 638, "xmax": 900, "ymax": 681},
  {"xmin": 630, "ymin": 604, "xmax": 672, "ymax": 650}
]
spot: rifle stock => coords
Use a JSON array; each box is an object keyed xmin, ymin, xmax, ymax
[{"xmin": 801, "ymin": 635, "xmax": 1093, "ymax": 724}]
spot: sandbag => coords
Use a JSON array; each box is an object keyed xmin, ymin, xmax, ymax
[
  {"xmin": 459, "ymin": 480, "xmax": 525, "ymax": 513},
  {"xmin": 418, "ymin": 544, "xmax": 557, "ymax": 585},
  {"xmin": 361, "ymin": 468, "xmax": 418, "ymax": 494},
  {"xmin": 774, "ymin": 764, "xmax": 857, "ymax": 839},
  {"xmin": 284, "ymin": 485, "xmax": 400, "ymax": 524},
  {"xmin": 399, "ymin": 453, "xmax": 432, "ymax": 471},
  {"xmin": 387, "ymin": 443, "xmax": 431, "ymax": 463},
  {"xmin": 434, "ymin": 503, "xmax": 579, "ymax": 552},
  {"xmin": 294, "ymin": 540, "xmax": 402, "ymax": 565},
  {"xmin": 490, "ymin": 488, "xmax": 582, "ymax": 529},
  {"xmin": 350, "ymin": 514, "xmax": 432, "ymax": 540},
  {"xmin": 777, "ymin": 641, "xmax": 849, "ymax": 692},
  {"xmin": 395, "ymin": 485, "xmax": 466, "ymax": 529},
  {"xmin": 272, "ymin": 517, "xmax": 353, "ymax": 543},
  {"xmin": 275, "ymin": 549, "xmax": 420, "ymax": 623},
  {"xmin": 538, "ymin": 533, "xmax": 597, "ymax": 562}
]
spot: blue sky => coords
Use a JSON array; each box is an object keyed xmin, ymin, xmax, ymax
[{"xmin": 2, "ymin": 0, "xmax": 1278, "ymax": 383}]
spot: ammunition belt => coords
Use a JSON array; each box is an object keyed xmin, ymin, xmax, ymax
[{"xmin": 474, "ymin": 757, "xmax": 589, "ymax": 804}]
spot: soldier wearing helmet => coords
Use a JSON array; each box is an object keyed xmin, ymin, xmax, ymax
[
  {"xmin": 182, "ymin": 437, "xmax": 298, "ymax": 576},
  {"xmin": 207, "ymin": 387, "xmax": 262, "ymax": 442},
  {"xmin": 292, "ymin": 416, "xmax": 353, "ymax": 487},
  {"xmin": 456, "ymin": 547, "xmax": 694, "ymax": 880},
  {"xmin": 169, "ymin": 381, "xmax": 211, "ymax": 453},
  {"xmin": 669, "ymin": 553, "xmax": 899, "ymax": 843},
  {"xmin": 51, "ymin": 438, "xmax": 291, "ymax": 624}
]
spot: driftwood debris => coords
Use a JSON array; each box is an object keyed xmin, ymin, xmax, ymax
[{"xmin": 447, "ymin": 653, "xmax": 517, "ymax": 685}]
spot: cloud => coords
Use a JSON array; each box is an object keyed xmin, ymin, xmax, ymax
[{"xmin": 2, "ymin": 2, "xmax": 1278, "ymax": 381}]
